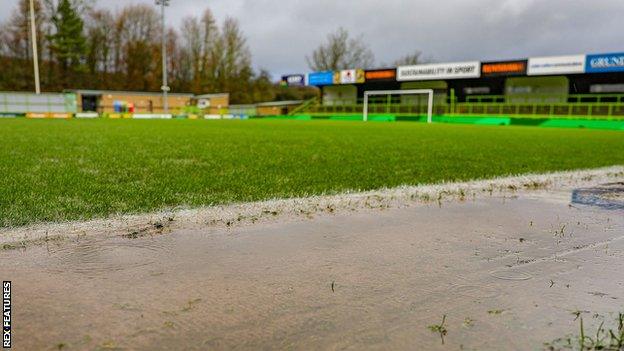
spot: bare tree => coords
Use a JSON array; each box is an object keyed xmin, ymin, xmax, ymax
[
  {"xmin": 180, "ymin": 9, "xmax": 220, "ymax": 93},
  {"xmin": 42, "ymin": 0, "xmax": 93, "ymax": 16},
  {"xmin": 2, "ymin": 0, "xmax": 45, "ymax": 60},
  {"xmin": 219, "ymin": 17, "xmax": 253, "ymax": 102},
  {"xmin": 166, "ymin": 27, "xmax": 190, "ymax": 91},
  {"xmin": 85, "ymin": 9, "xmax": 114, "ymax": 78},
  {"xmin": 306, "ymin": 27, "xmax": 374, "ymax": 71},
  {"xmin": 1, "ymin": 0, "xmax": 46, "ymax": 90},
  {"xmin": 117, "ymin": 4, "xmax": 158, "ymax": 44},
  {"xmin": 393, "ymin": 51, "xmax": 433, "ymax": 66},
  {"xmin": 200, "ymin": 9, "xmax": 220, "ymax": 92},
  {"xmin": 116, "ymin": 4, "xmax": 160, "ymax": 91},
  {"xmin": 181, "ymin": 16, "xmax": 202, "ymax": 90}
]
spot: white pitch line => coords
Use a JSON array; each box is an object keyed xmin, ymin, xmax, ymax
[{"xmin": 1, "ymin": 166, "xmax": 623, "ymax": 249}]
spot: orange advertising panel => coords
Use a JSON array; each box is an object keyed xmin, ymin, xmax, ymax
[
  {"xmin": 481, "ymin": 60, "xmax": 527, "ymax": 77},
  {"xmin": 365, "ymin": 69, "xmax": 396, "ymax": 81}
]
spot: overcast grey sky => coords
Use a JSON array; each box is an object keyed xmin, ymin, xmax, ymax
[{"xmin": 2, "ymin": 0, "xmax": 623, "ymax": 77}]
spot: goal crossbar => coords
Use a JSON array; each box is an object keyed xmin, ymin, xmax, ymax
[{"xmin": 363, "ymin": 89, "xmax": 434, "ymax": 123}]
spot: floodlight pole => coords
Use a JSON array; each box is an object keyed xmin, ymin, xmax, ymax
[
  {"xmin": 157, "ymin": 0, "xmax": 170, "ymax": 114},
  {"xmin": 29, "ymin": 0, "xmax": 41, "ymax": 94}
]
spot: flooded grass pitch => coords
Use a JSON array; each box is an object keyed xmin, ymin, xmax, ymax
[{"xmin": 2, "ymin": 185, "xmax": 623, "ymax": 350}]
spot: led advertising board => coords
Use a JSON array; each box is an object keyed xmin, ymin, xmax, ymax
[{"xmin": 481, "ymin": 60, "xmax": 527, "ymax": 77}]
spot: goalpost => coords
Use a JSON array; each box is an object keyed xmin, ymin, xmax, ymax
[{"xmin": 363, "ymin": 89, "xmax": 434, "ymax": 123}]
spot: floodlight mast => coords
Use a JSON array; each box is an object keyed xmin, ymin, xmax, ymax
[
  {"xmin": 156, "ymin": 0, "xmax": 170, "ymax": 114},
  {"xmin": 363, "ymin": 89, "xmax": 434, "ymax": 123},
  {"xmin": 29, "ymin": 0, "xmax": 41, "ymax": 94}
]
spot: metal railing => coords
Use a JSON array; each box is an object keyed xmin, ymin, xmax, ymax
[
  {"xmin": 297, "ymin": 94, "xmax": 624, "ymax": 119},
  {"xmin": 288, "ymin": 97, "xmax": 319, "ymax": 116},
  {"xmin": 466, "ymin": 93, "xmax": 624, "ymax": 104}
]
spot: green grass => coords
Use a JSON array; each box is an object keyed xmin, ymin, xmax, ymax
[
  {"xmin": 545, "ymin": 313, "xmax": 624, "ymax": 350},
  {"xmin": 1, "ymin": 118, "xmax": 623, "ymax": 227}
]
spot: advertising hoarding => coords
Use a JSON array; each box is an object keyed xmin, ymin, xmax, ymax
[
  {"xmin": 341, "ymin": 70, "xmax": 357, "ymax": 84},
  {"xmin": 365, "ymin": 69, "xmax": 396, "ymax": 81},
  {"xmin": 397, "ymin": 61, "xmax": 480, "ymax": 81},
  {"xmin": 527, "ymin": 55, "xmax": 585, "ymax": 75},
  {"xmin": 308, "ymin": 71, "xmax": 334, "ymax": 86},
  {"xmin": 333, "ymin": 69, "xmax": 365, "ymax": 84},
  {"xmin": 280, "ymin": 74, "xmax": 306, "ymax": 87},
  {"xmin": 481, "ymin": 60, "xmax": 527, "ymax": 77},
  {"xmin": 586, "ymin": 53, "xmax": 624, "ymax": 73}
]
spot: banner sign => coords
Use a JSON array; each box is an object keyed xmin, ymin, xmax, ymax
[
  {"xmin": 481, "ymin": 60, "xmax": 527, "ymax": 77},
  {"xmin": 365, "ymin": 69, "xmax": 396, "ymax": 81},
  {"xmin": 527, "ymin": 55, "xmax": 586, "ymax": 75},
  {"xmin": 333, "ymin": 69, "xmax": 365, "ymax": 84},
  {"xmin": 586, "ymin": 53, "xmax": 624, "ymax": 73},
  {"xmin": 0, "ymin": 113, "xmax": 23, "ymax": 118},
  {"xmin": 341, "ymin": 69, "xmax": 358, "ymax": 84},
  {"xmin": 280, "ymin": 74, "xmax": 306, "ymax": 87},
  {"xmin": 308, "ymin": 71, "xmax": 334, "ymax": 86},
  {"xmin": 133, "ymin": 114, "xmax": 173, "ymax": 119},
  {"xmin": 26, "ymin": 113, "xmax": 47, "ymax": 119},
  {"xmin": 50, "ymin": 113, "xmax": 72, "ymax": 119},
  {"xmin": 397, "ymin": 61, "xmax": 480, "ymax": 81},
  {"xmin": 75, "ymin": 113, "xmax": 99, "ymax": 118}
]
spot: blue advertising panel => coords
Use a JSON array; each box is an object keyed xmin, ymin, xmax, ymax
[
  {"xmin": 307, "ymin": 71, "xmax": 334, "ymax": 86},
  {"xmin": 586, "ymin": 53, "xmax": 624, "ymax": 73}
]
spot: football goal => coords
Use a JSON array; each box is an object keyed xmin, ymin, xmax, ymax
[{"xmin": 363, "ymin": 89, "xmax": 434, "ymax": 123}]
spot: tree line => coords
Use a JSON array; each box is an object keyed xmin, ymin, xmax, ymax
[
  {"xmin": 0, "ymin": 0, "xmax": 317, "ymax": 103},
  {"xmin": 0, "ymin": 1, "xmax": 428, "ymax": 103}
]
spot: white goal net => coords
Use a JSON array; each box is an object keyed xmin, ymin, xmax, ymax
[{"xmin": 363, "ymin": 89, "xmax": 434, "ymax": 123}]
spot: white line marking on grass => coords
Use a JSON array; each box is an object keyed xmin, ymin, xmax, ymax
[{"xmin": 1, "ymin": 166, "xmax": 623, "ymax": 249}]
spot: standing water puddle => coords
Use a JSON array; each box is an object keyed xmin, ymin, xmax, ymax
[
  {"xmin": 39, "ymin": 236, "xmax": 172, "ymax": 277},
  {"xmin": 1, "ymin": 192, "xmax": 623, "ymax": 350}
]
